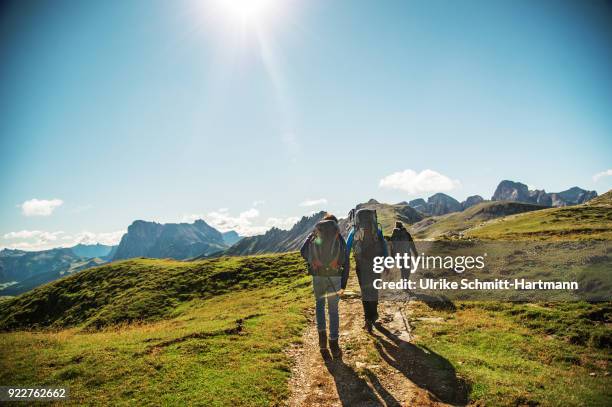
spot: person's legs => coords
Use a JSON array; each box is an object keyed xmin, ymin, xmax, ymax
[
  {"xmin": 326, "ymin": 277, "xmax": 341, "ymax": 340},
  {"xmin": 363, "ymin": 300, "xmax": 378, "ymax": 322},
  {"xmin": 325, "ymin": 276, "xmax": 342, "ymax": 357},
  {"xmin": 312, "ymin": 277, "xmax": 328, "ymax": 349}
]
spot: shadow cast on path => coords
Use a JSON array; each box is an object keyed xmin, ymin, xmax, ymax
[
  {"xmin": 373, "ymin": 324, "xmax": 470, "ymax": 405},
  {"xmin": 323, "ymin": 352, "xmax": 401, "ymax": 407}
]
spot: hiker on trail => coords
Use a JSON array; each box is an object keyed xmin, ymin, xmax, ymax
[
  {"xmin": 389, "ymin": 221, "xmax": 419, "ymax": 291},
  {"xmin": 346, "ymin": 209, "xmax": 388, "ymax": 333},
  {"xmin": 300, "ymin": 214, "xmax": 348, "ymax": 359}
]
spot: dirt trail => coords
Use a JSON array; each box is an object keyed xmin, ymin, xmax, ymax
[{"xmin": 286, "ymin": 284, "xmax": 469, "ymax": 407}]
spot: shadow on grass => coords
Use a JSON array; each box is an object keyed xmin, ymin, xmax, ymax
[
  {"xmin": 323, "ymin": 352, "xmax": 400, "ymax": 407},
  {"xmin": 373, "ymin": 324, "xmax": 470, "ymax": 405}
]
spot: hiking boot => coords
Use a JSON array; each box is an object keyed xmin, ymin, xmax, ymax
[
  {"xmin": 364, "ymin": 321, "xmax": 373, "ymax": 333},
  {"xmin": 329, "ymin": 339, "xmax": 342, "ymax": 358},
  {"xmin": 318, "ymin": 330, "xmax": 328, "ymax": 350}
]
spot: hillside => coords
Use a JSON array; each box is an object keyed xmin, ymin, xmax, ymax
[
  {"xmin": 113, "ymin": 219, "xmax": 227, "ymax": 260},
  {"xmin": 0, "ymin": 251, "xmax": 610, "ymax": 405},
  {"xmin": 409, "ymin": 200, "xmax": 546, "ymax": 239},
  {"xmin": 586, "ymin": 190, "xmax": 612, "ymax": 207},
  {"xmin": 0, "ymin": 252, "xmax": 312, "ymax": 405},
  {"xmin": 467, "ymin": 190, "xmax": 612, "ymax": 240},
  {"xmin": 0, "ymin": 253, "xmax": 307, "ymax": 331},
  {"xmin": 218, "ymin": 212, "xmax": 326, "ymax": 257}
]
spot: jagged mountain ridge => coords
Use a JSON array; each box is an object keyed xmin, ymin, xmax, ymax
[
  {"xmin": 409, "ymin": 193, "xmax": 482, "ymax": 216},
  {"xmin": 113, "ymin": 219, "xmax": 227, "ymax": 260},
  {"xmin": 492, "ymin": 180, "xmax": 596, "ymax": 207},
  {"xmin": 216, "ymin": 212, "xmax": 326, "ymax": 257}
]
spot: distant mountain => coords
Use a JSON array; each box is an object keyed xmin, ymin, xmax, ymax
[
  {"xmin": 461, "ymin": 195, "xmax": 484, "ymax": 210},
  {"xmin": 222, "ymin": 231, "xmax": 242, "ymax": 246},
  {"xmin": 408, "ymin": 193, "xmax": 462, "ymax": 216},
  {"xmin": 217, "ymin": 212, "xmax": 326, "ymax": 257},
  {"xmin": 408, "ymin": 198, "xmax": 429, "ymax": 214},
  {"xmin": 0, "ymin": 248, "xmax": 98, "ymax": 296},
  {"xmin": 549, "ymin": 187, "xmax": 598, "ymax": 207},
  {"xmin": 113, "ymin": 219, "xmax": 227, "ymax": 261},
  {"xmin": 492, "ymin": 180, "xmax": 596, "ymax": 207},
  {"xmin": 71, "ymin": 243, "xmax": 116, "ymax": 259}
]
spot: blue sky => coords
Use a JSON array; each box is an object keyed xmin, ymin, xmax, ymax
[{"xmin": 1, "ymin": 0, "xmax": 611, "ymax": 249}]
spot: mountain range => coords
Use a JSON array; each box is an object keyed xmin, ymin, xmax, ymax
[
  {"xmin": 0, "ymin": 180, "xmax": 601, "ymax": 296},
  {"xmin": 0, "ymin": 247, "xmax": 106, "ymax": 296},
  {"xmin": 491, "ymin": 180, "xmax": 597, "ymax": 207},
  {"xmin": 214, "ymin": 212, "xmax": 326, "ymax": 257},
  {"xmin": 112, "ymin": 219, "xmax": 229, "ymax": 261}
]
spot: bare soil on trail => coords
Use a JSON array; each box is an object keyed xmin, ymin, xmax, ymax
[{"xmin": 286, "ymin": 285, "xmax": 470, "ymax": 407}]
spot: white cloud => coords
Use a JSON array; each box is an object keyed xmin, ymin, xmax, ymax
[
  {"xmin": 203, "ymin": 208, "xmax": 267, "ymax": 236},
  {"xmin": 3, "ymin": 230, "xmax": 64, "ymax": 241},
  {"xmin": 182, "ymin": 208, "xmax": 301, "ymax": 236},
  {"xmin": 240, "ymin": 208, "xmax": 259, "ymax": 218},
  {"xmin": 70, "ymin": 231, "xmax": 125, "ymax": 246},
  {"xmin": 300, "ymin": 198, "xmax": 328, "ymax": 207},
  {"xmin": 379, "ymin": 169, "xmax": 461, "ymax": 195},
  {"xmin": 593, "ymin": 169, "xmax": 612, "ymax": 182},
  {"xmin": 2, "ymin": 229, "xmax": 125, "ymax": 251},
  {"xmin": 265, "ymin": 216, "xmax": 300, "ymax": 230},
  {"xmin": 20, "ymin": 198, "xmax": 64, "ymax": 216}
]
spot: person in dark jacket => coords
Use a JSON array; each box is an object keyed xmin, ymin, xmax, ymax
[
  {"xmin": 300, "ymin": 214, "xmax": 348, "ymax": 358},
  {"xmin": 389, "ymin": 221, "xmax": 418, "ymax": 290},
  {"xmin": 346, "ymin": 209, "xmax": 388, "ymax": 333}
]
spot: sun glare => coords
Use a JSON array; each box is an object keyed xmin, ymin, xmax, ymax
[{"xmin": 214, "ymin": 0, "xmax": 280, "ymax": 26}]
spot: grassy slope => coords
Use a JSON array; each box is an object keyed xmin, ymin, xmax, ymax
[
  {"xmin": 467, "ymin": 199, "xmax": 612, "ymax": 240},
  {"xmin": 0, "ymin": 253, "xmax": 312, "ymax": 406},
  {"xmin": 404, "ymin": 191, "xmax": 612, "ymax": 404},
  {"xmin": 0, "ymin": 253, "xmax": 306, "ymax": 330},
  {"xmin": 409, "ymin": 200, "xmax": 546, "ymax": 239},
  {"xmin": 408, "ymin": 301, "xmax": 611, "ymax": 406}
]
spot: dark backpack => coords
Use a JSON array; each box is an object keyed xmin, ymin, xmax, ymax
[
  {"xmin": 352, "ymin": 209, "xmax": 384, "ymax": 260},
  {"xmin": 307, "ymin": 220, "xmax": 345, "ymax": 275}
]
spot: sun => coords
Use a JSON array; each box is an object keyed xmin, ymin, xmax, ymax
[{"xmin": 214, "ymin": 0, "xmax": 281, "ymax": 26}]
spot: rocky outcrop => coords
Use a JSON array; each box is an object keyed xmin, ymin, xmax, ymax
[
  {"xmin": 408, "ymin": 198, "xmax": 429, "ymax": 214},
  {"xmin": 461, "ymin": 195, "xmax": 484, "ymax": 210},
  {"xmin": 427, "ymin": 193, "xmax": 462, "ymax": 216},
  {"xmin": 113, "ymin": 219, "xmax": 226, "ymax": 260},
  {"xmin": 408, "ymin": 194, "xmax": 462, "ymax": 216},
  {"xmin": 550, "ymin": 187, "xmax": 598, "ymax": 207},
  {"xmin": 492, "ymin": 180, "xmax": 596, "ymax": 207}
]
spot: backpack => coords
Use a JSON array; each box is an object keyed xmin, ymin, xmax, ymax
[
  {"xmin": 352, "ymin": 209, "xmax": 384, "ymax": 259},
  {"xmin": 307, "ymin": 220, "xmax": 345, "ymax": 275}
]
